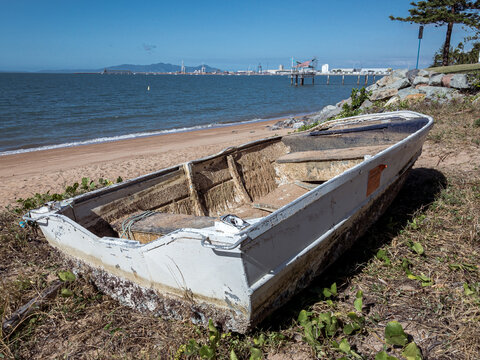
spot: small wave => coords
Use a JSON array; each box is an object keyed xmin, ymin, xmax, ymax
[{"xmin": 0, "ymin": 118, "xmax": 268, "ymax": 157}]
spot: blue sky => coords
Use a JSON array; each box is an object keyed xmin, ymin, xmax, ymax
[{"xmin": 0, "ymin": 0, "xmax": 477, "ymax": 71}]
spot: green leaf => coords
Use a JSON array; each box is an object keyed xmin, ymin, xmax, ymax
[
  {"xmin": 58, "ymin": 270, "xmax": 76, "ymax": 282},
  {"xmin": 385, "ymin": 321, "xmax": 408, "ymax": 346},
  {"xmin": 354, "ymin": 297, "xmax": 363, "ymax": 312},
  {"xmin": 411, "ymin": 242, "xmax": 424, "ymax": 255},
  {"xmin": 199, "ymin": 345, "xmax": 215, "ymax": 359},
  {"xmin": 402, "ymin": 342, "xmax": 422, "ymax": 360},
  {"xmin": 354, "ymin": 290, "xmax": 363, "ymax": 312},
  {"xmin": 464, "ymin": 283, "xmax": 475, "ymax": 296},
  {"xmin": 323, "ymin": 287, "xmax": 332, "ymax": 298},
  {"xmin": 375, "ymin": 350, "xmax": 399, "ymax": 360},
  {"xmin": 230, "ymin": 350, "xmax": 239, "ymax": 360},
  {"xmin": 462, "ymin": 263, "xmax": 477, "ymax": 271},
  {"xmin": 253, "ymin": 334, "xmax": 265, "ymax": 347},
  {"xmin": 297, "ymin": 310, "xmax": 311, "ymax": 325},
  {"xmin": 343, "ymin": 324, "xmax": 354, "ymax": 335},
  {"xmin": 338, "ymin": 338, "xmax": 350, "ymax": 353},
  {"xmin": 61, "ymin": 288, "xmax": 73, "ymax": 297},
  {"xmin": 303, "ymin": 322, "xmax": 317, "ymax": 346},
  {"xmin": 249, "ymin": 347, "xmax": 262, "ymax": 360},
  {"xmin": 330, "ymin": 282, "xmax": 338, "ymax": 296}
]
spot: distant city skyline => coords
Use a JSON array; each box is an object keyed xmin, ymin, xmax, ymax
[{"xmin": 1, "ymin": 0, "xmax": 477, "ymax": 72}]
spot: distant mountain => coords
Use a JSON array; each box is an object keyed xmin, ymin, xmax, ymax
[{"xmin": 39, "ymin": 62, "xmax": 222, "ymax": 73}]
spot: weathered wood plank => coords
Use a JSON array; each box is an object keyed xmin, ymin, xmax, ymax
[
  {"xmin": 184, "ymin": 162, "xmax": 206, "ymax": 216},
  {"xmin": 227, "ymin": 155, "xmax": 252, "ymax": 203}
]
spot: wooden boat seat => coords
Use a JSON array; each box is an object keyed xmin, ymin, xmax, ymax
[
  {"xmin": 276, "ymin": 144, "xmax": 389, "ymax": 164},
  {"xmin": 274, "ymin": 145, "xmax": 389, "ymax": 182},
  {"xmin": 115, "ymin": 212, "xmax": 215, "ymax": 243},
  {"xmin": 252, "ymin": 183, "xmax": 309, "ymax": 212}
]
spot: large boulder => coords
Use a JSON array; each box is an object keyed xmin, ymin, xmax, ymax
[
  {"xmin": 418, "ymin": 86, "xmax": 462, "ymax": 103},
  {"xmin": 392, "ymin": 69, "xmax": 409, "ymax": 79},
  {"xmin": 366, "ymin": 83, "xmax": 379, "ymax": 92},
  {"xmin": 369, "ymin": 87, "xmax": 399, "ymax": 101},
  {"xmin": 376, "ymin": 75, "xmax": 400, "ymax": 87},
  {"xmin": 398, "ymin": 87, "xmax": 422, "ymax": 100},
  {"xmin": 429, "ymin": 73, "xmax": 444, "ymax": 86},
  {"xmin": 450, "ymin": 74, "xmax": 470, "ymax": 89},
  {"xmin": 312, "ymin": 105, "xmax": 342, "ymax": 122},
  {"xmin": 360, "ymin": 99, "xmax": 373, "ymax": 110},
  {"xmin": 384, "ymin": 96, "xmax": 400, "ymax": 107},
  {"xmin": 385, "ymin": 78, "xmax": 410, "ymax": 90},
  {"xmin": 417, "ymin": 69, "xmax": 430, "ymax": 77},
  {"xmin": 405, "ymin": 93, "xmax": 426, "ymax": 103},
  {"xmin": 441, "ymin": 74, "xmax": 454, "ymax": 87},
  {"xmin": 406, "ymin": 69, "xmax": 420, "ymax": 83},
  {"xmin": 413, "ymin": 76, "xmax": 429, "ymax": 86}
]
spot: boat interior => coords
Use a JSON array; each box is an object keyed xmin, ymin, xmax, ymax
[{"xmin": 59, "ymin": 116, "xmax": 429, "ymax": 243}]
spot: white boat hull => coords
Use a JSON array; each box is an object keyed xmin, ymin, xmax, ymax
[{"xmin": 28, "ymin": 111, "xmax": 433, "ymax": 332}]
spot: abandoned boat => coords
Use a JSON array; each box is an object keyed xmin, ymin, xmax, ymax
[{"xmin": 25, "ymin": 110, "xmax": 433, "ymax": 333}]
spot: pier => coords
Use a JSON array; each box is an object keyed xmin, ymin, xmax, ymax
[{"xmin": 290, "ymin": 71, "xmax": 388, "ymax": 86}]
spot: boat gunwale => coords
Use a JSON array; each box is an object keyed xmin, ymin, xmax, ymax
[{"xmin": 237, "ymin": 110, "xmax": 433, "ymax": 243}]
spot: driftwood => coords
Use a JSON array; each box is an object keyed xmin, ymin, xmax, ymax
[{"xmin": 2, "ymin": 280, "xmax": 62, "ymax": 335}]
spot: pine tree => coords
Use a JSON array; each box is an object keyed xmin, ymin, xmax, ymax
[{"xmin": 390, "ymin": 1, "xmax": 480, "ymax": 66}]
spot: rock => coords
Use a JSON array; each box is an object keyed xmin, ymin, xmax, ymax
[
  {"xmin": 450, "ymin": 74, "xmax": 470, "ymax": 89},
  {"xmin": 384, "ymin": 96, "xmax": 400, "ymax": 107},
  {"xmin": 386, "ymin": 78, "xmax": 410, "ymax": 90},
  {"xmin": 442, "ymin": 74, "xmax": 454, "ymax": 88},
  {"xmin": 417, "ymin": 69, "xmax": 430, "ymax": 77},
  {"xmin": 418, "ymin": 86, "xmax": 462, "ymax": 103},
  {"xmin": 406, "ymin": 69, "xmax": 420, "ymax": 83},
  {"xmin": 292, "ymin": 121, "xmax": 306, "ymax": 129},
  {"xmin": 413, "ymin": 76, "xmax": 429, "ymax": 86},
  {"xmin": 398, "ymin": 87, "xmax": 422, "ymax": 100},
  {"xmin": 392, "ymin": 69, "xmax": 409, "ymax": 79},
  {"xmin": 405, "ymin": 93, "xmax": 426, "ymax": 103},
  {"xmin": 429, "ymin": 73, "xmax": 444, "ymax": 86},
  {"xmin": 366, "ymin": 83, "xmax": 379, "ymax": 92},
  {"xmin": 376, "ymin": 75, "xmax": 400, "ymax": 87},
  {"xmin": 360, "ymin": 99, "xmax": 373, "ymax": 109},
  {"xmin": 270, "ymin": 125, "xmax": 281, "ymax": 131},
  {"xmin": 284, "ymin": 117, "xmax": 296, "ymax": 126},
  {"xmin": 336, "ymin": 97, "xmax": 352, "ymax": 108},
  {"xmin": 369, "ymin": 88, "xmax": 398, "ymax": 101},
  {"xmin": 312, "ymin": 105, "xmax": 341, "ymax": 122}
]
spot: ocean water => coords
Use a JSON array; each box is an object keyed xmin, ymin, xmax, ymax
[{"xmin": 0, "ymin": 73, "xmax": 377, "ymax": 155}]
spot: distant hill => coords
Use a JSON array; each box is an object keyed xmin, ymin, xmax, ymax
[{"xmin": 39, "ymin": 62, "xmax": 222, "ymax": 73}]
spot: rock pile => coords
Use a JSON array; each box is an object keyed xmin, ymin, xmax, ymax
[
  {"xmin": 269, "ymin": 69, "xmax": 475, "ymax": 130},
  {"xmin": 365, "ymin": 68, "xmax": 469, "ymax": 107}
]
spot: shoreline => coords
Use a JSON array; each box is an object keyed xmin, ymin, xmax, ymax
[
  {"xmin": 0, "ymin": 117, "xmax": 295, "ymax": 209},
  {"xmin": 0, "ymin": 111, "xmax": 317, "ymax": 157}
]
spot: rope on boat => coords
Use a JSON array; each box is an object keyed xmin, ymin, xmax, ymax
[{"xmin": 120, "ymin": 210, "xmax": 156, "ymax": 239}]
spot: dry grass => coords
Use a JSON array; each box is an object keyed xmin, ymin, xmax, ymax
[{"xmin": 1, "ymin": 100, "xmax": 480, "ymax": 359}]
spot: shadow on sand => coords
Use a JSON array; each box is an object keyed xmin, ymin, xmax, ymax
[{"xmin": 259, "ymin": 167, "xmax": 447, "ymax": 331}]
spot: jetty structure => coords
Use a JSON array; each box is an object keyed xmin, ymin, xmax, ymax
[
  {"xmin": 290, "ymin": 58, "xmax": 317, "ymax": 86},
  {"xmin": 289, "ymin": 59, "xmax": 391, "ymax": 86}
]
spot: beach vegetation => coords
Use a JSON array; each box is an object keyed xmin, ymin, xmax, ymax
[
  {"xmin": 390, "ymin": 1, "xmax": 480, "ymax": 66},
  {"xmin": 338, "ymin": 87, "xmax": 370, "ymax": 118},
  {"xmin": 14, "ymin": 176, "xmax": 123, "ymax": 213},
  {"xmin": 0, "ymin": 101, "xmax": 480, "ymax": 358}
]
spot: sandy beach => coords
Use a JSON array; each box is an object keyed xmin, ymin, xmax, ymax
[{"xmin": 0, "ymin": 119, "xmax": 291, "ymax": 209}]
